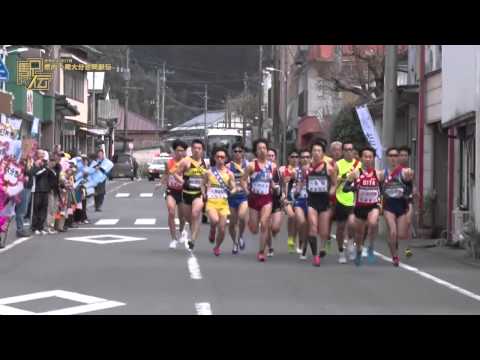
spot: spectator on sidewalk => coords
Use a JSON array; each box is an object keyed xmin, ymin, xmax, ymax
[
  {"xmin": 45, "ymin": 153, "xmax": 61, "ymax": 234},
  {"xmin": 15, "ymin": 155, "xmax": 34, "ymax": 238},
  {"xmin": 31, "ymin": 150, "xmax": 51, "ymax": 235},
  {"xmin": 74, "ymin": 155, "xmax": 90, "ymax": 225},
  {"xmin": 94, "ymin": 149, "xmax": 107, "ymax": 212}
]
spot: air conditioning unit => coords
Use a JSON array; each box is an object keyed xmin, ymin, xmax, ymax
[{"xmin": 452, "ymin": 209, "xmax": 471, "ymax": 245}]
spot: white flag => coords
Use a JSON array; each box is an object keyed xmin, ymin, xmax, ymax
[{"xmin": 355, "ymin": 105, "xmax": 383, "ymax": 159}]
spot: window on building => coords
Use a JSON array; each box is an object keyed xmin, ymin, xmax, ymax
[
  {"xmin": 458, "ymin": 123, "xmax": 476, "ymax": 210},
  {"xmin": 298, "ymin": 90, "xmax": 306, "ymax": 116},
  {"xmin": 425, "ymin": 45, "xmax": 442, "ymax": 74},
  {"xmin": 64, "ymin": 70, "xmax": 85, "ymax": 102}
]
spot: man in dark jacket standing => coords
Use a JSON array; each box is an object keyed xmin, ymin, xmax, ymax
[
  {"xmin": 15, "ymin": 156, "xmax": 34, "ymax": 238},
  {"xmin": 31, "ymin": 150, "xmax": 51, "ymax": 235},
  {"xmin": 94, "ymin": 149, "xmax": 108, "ymax": 212}
]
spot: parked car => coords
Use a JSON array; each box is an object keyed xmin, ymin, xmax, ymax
[
  {"xmin": 110, "ymin": 153, "xmax": 136, "ymax": 180},
  {"xmin": 147, "ymin": 156, "xmax": 168, "ymax": 181}
]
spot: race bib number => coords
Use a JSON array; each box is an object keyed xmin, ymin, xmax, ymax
[
  {"xmin": 384, "ymin": 185, "xmax": 404, "ymax": 199},
  {"xmin": 207, "ymin": 187, "xmax": 228, "ymax": 199},
  {"xmin": 252, "ymin": 181, "xmax": 270, "ymax": 195},
  {"xmin": 188, "ymin": 177, "xmax": 202, "ymax": 189},
  {"xmin": 358, "ymin": 189, "xmax": 379, "ymax": 204},
  {"xmin": 308, "ymin": 177, "xmax": 328, "ymax": 193}
]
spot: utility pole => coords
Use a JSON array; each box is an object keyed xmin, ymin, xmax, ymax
[
  {"xmin": 161, "ymin": 61, "xmax": 166, "ymax": 129},
  {"xmin": 243, "ymin": 72, "xmax": 248, "ymax": 143},
  {"xmin": 258, "ymin": 45, "xmax": 263, "ymax": 138},
  {"xmin": 204, "ymin": 84, "xmax": 208, "ymax": 149},
  {"xmin": 382, "ymin": 45, "xmax": 398, "ymax": 159},
  {"xmin": 123, "ymin": 47, "xmax": 130, "ymax": 153},
  {"xmin": 282, "ymin": 45, "xmax": 288, "ymax": 164},
  {"xmin": 156, "ymin": 67, "xmax": 160, "ymax": 129}
]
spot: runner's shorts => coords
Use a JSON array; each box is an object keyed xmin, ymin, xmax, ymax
[
  {"xmin": 165, "ymin": 188, "xmax": 183, "ymax": 205},
  {"xmin": 206, "ymin": 198, "xmax": 230, "ymax": 217},
  {"xmin": 228, "ymin": 194, "xmax": 248, "ymax": 209},
  {"xmin": 294, "ymin": 198, "xmax": 308, "ymax": 216},
  {"xmin": 354, "ymin": 205, "xmax": 379, "ymax": 221},
  {"xmin": 307, "ymin": 194, "xmax": 330, "ymax": 213},
  {"xmin": 335, "ymin": 202, "xmax": 354, "ymax": 222},
  {"xmin": 248, "ymin": 193, "xmax": 273, "ymax": 212},
  {"xmin": 183, "ymin": 192, "xmax": 202, "ymax": 206},
  {"xmin": 383, "ymin": 198, "xmax": 408, "ymax": 218}
]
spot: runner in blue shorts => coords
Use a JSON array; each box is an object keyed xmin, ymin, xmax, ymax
[
  {"xmin": 227, "ymin": 143, "xmax": 249, "ymax": 254},
  {"xmin": 292, "ymin": 149, "xmax": 311, "ymax": 260}
]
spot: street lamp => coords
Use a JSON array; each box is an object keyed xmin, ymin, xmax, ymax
[{"xmin": 265, "ymin": 67, "xmax": 288, "ymax": 164}]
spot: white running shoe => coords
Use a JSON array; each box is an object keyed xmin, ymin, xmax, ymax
[
  {"xmin": 169, "ymin": 240, "xmax": 178, "ymax": 249},
  {"xmin": 41, "ymin": 230, "xmax": 48, "ymax": 236},
  {"xmin": 347, "ymin": 241, "xmax": 356, "ymax": 261},
  {"xmin": 178, "ymin": 230, "xmax": 187, "ymax": 244},
  {"xmin": 338, "ymin": 252, "xmax": 347, "ymax": 264},
  {"xmin": 34, "ymin": 230, "xmax": 41, "ymax": 235},
  {"xmin": 300, "ymin": 254, "xmax": 307, "ymax": 260},
  {"xmin": 362, "ymin": 246, "xmax": 368, "ymax": 258},
  {"xmin": 296, "ymin": 247, "xmax": 302, "ymax": 254}
]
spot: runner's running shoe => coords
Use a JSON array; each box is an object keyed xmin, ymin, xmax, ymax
[
  {"xmin": 319, "ymin": 249, "xmax": 327, "ymax": 258},
  {"xmin": 338, "ymin": 252, "xmax": 347, "ymax": 264},
  {"xmin": 362, "ymin": 246, "xmax": 368, "ymax": 258},
  {"xmin": 347, "ymin": 240, "xmax": 356, "ymax": 261},
  {"xmin": 268, "ymin": 248, "xmax": 274, "ymax": 257},
  {"xmin": 299, "ymin": 254, "xmax": 307, "ymax": 260},
  {"xmin": 313, "ymin": 255, "xmax": 321, "ymax": 267},
  {"xmin": 169, "ymin": 240, "xmax": 178, "ymax": 249},
  {"xmin": 239, "ymin": 237, "xmax": 246, "ymax": 250},
  {"xmin": 367, "ymin": 246, "xmax": 376, "ymax": 264},
  {"xmin": 393, "ymin": 256, "xmax": 400, "ymax": 267},
  {"xmin": 405, "ymin": 248, "xmax": 413, "ymax": 258},
  {"xmin": 187, "ymin": 241, "xmax": 195, "ymax": 251},
  {"xmin": 288, "ymin": 238, "xmax": 296, "ymax": 253},
  {"xmin": 257, "ymin": 252, "xmax": 266, "ymax": 262},
  {"xmin": 232, "ymin": 243, "xmax": 239, "ymax": 255},
  {"xmin": 296, "ymin": 246, "xmax": 302, "ymax": 254},
  {"xmin": 213, "ymin": 247, "xmax": 221, "ymax": 257}
]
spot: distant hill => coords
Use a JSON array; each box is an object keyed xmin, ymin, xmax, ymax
[{"xmin": 92, "ymin": 45, "xmax": 266, "ymax": 127}]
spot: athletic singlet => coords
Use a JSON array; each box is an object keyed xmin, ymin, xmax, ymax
[
  {"xmin": 183, "ymin": 157, "xmax": 207, "ymax": 195},
  {"xmin": 250, "ymin": 160, "xmax": 273, "ymax": 195},
  {"xmin": 306, "ymin": 161, "xmax": 330, "ymax": 195},
  {"xmin": 354, "ymin": 168, "xmax": 381, "ymax": 207},
  {"xmin": 383, "ymin": 167, "xmax": 408, "ymax": 200},
  {"xmin": 228, "ymin": 159, "xmax": 249, "ymax": 197},
  {"xmin": 294, "ymin": 166, "xmax": 308, "ymax": 200},
  {"xmin": 166, "ymin": 158, "xmax": 183, "ymax": 191},
  {"xmin": 206, "ymin": 167, "xmax": 231, "ymax": 200},
  {"xmin": 280, "ymin": 165, "xmax": 295, "ymax": 200},
  {"xmin": 336, "ymin": 158, "xmax": 362, "ymax": 206}
]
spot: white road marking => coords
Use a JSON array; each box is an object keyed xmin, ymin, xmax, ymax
[
  {"xmin": 0, "ymin": 236, "xmax": 33, "ymax": 254},
  {"xmin": 140, "ymin": 193, "xmax": 153, "ymax": 198},
  {"xmin": 134, "ymin": 218, "xmax": 156, "ymax": 225},
  {"xmin": 64, "ymin": 234, "xmax": 147, "ymax": 245},
  {"xmin": 115, "ymin": 193, "xmax": 130, "ymax": 198},
  {"xmin": 95, "ymin": 219, "xmax": 119, "ymax": 226},
  {"xmin": 195, "ymin": 302, "xmax": 212, "ymax": 315},
  {"xmin": 0, "ymin": 290, "xmax": 125, "ymax": 315},
  {"xmin": 375, "ymin": 251, "xmax": 480, "ymax": 303},
  {"xmin": 188, "ymin": 255, "xmax": 202, "ymax": 280}
]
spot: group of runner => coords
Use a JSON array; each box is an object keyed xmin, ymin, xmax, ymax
[{"xmin": 160, "ymin": 136, "xmax": 415, "ymax": 267}]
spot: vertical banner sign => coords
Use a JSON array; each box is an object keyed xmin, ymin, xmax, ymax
[
  {"xmin": 31, "ymin": 117, "xmax": 39, "ymax": 136},
  {"xmin": 355, "ymin": 105, "xmax": 383, "ymax": 159},
  {"xmin": 26, "ymin": 90, "xmax": 34, "ymax": 115}
]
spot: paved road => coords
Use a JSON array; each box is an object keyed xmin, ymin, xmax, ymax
[{"xmin": 1, "ymin": 179, "xmax": 480, "ymax": 315}]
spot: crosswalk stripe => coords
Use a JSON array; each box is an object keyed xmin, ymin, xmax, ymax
[
  {"xmin": 140, "ymin": 193, "xmax": 153, "ymax": 198},
  {"xmin": 95, "ymin": 219, "xmax": 119, "ymax": 226},
  {"xmin": 134, "ymin": 218, "xmax": 156, "ymax": 225},
  {"xmin": 115, "ymin": 193, "xmax": 130, "ymax": 198}
]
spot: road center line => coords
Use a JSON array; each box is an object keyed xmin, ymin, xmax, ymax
[
  {"xmin": 195, "ymin": 302, "xmax": 212, "ymax": 315},
  {"xmin": 188, "ymin": 255, "xmax": 202, "ymax": 280},
  {"xmin": 375, "ymin": 251, "xmax": 480, "ymax": 303}
]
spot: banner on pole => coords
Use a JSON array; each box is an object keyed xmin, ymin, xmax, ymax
[{"xmin": 355, "ymin": 105, "xmax": 383, "ymax": 159}]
